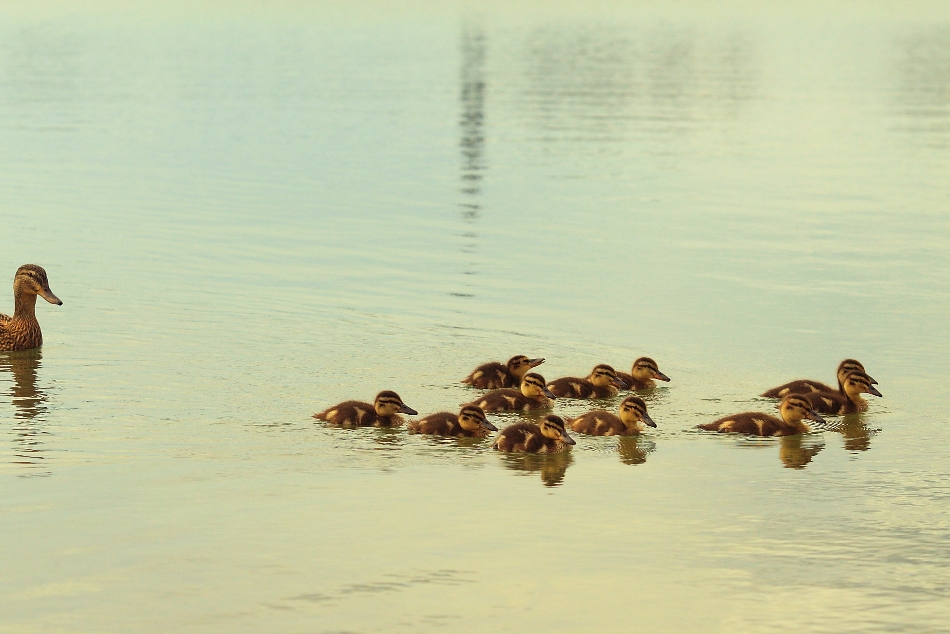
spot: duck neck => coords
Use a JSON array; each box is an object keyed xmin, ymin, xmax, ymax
[
  {"xmin": 846, "ymin": 390, "xmax": 867, "ymax": 408},
  {"xmin": 13, "ymin": 290, "xmax": 38, "ymax": 322}
]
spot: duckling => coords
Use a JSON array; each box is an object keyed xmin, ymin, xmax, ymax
[
  {"xmin": 466, "ymin": 372, "xmax": 555, "ymax": 412},
  {"xmin": 698, "ymin": 395, "xmax": 825, "ymax": 436},
  {"xmin": 313, "ymin": 391, "xmax": 417, "ymax": 427},
  {"xmin": 548, "ymin": 364, "xmax": 627, "ymax": 399},
  {"xmin": 0, "ymin": 265, "xmax": 63, "ymax": 351},
  {"xmin": 761, "ymin": 358, "xmax": 876, "ymax": 398},
  {"xmin": 492, "ymin": 415, "xmax": 576, "ymax": 453},
  {"xmin": 568, "ymin": 395, "xmax": 657, "ymax": 436},
  {"xmin": 462, "ymin": 355, "xmax": 545, "ymax": 389},
  {"xmin": 408, "ymin": 405, "xmax": 498, "ymax": 437},
  {"xmin": 805, "ymin": 371, "xmax": 882, "ymax": 415},
  {"xmin": 616, "ymin": 357, "xmax": 671, "ymax": 390}
]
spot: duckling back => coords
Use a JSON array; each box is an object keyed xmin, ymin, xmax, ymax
[
  {"xmin": 698, "ymin": 411, "xmax": 806, "ymax": 437},
  {"xmin": 462, "ymin": 362, "xmax": 513, "ymax": 389},
  {"xmin": 492, "ymin": 422, "xmax": 562, "ymax": 453},
  {"xmin": 568, "ymin": 411, "xmax": 628, "ymax": 436},
  {"xmin": 408, "ymin": 410, "xmax": 496, "ymax": 437},
  {"xmin": 313, "ymin": 400, "xmax": 386, "ymax": 427}
]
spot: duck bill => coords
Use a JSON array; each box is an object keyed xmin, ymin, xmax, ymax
[
  {"xmin": 560, "ymin": 431, "xmax": 576, "ymax": 445},
  {"xmin": 479, "ymin": 419, "xmax": 498, "ymax": 432},
  {"xmin": 528, "ymin": 358, "xmax": 545, "ymax": 368},
  {"xmin": 808, "ymin": 409, "xmax": 826, "ymax": 425},
  {"xmin": 38, "ymin": 288, "xmax": 63, "ymax": 305},
  {"xmin": 613, "ymin": 377, "xmax": 628, "ymax": 389},
  {"xmin": 868, "ymin": 376, "xmax": 879, "ymax": 385},
  {"xmin": 867, "ymin": 386, "xmax": 883, "ymax": 397},
  {"xmin": 641, "ymin": 413, "xmax": 657, "ymax": 428},
  {"xmin": 654, "ymin": 372, "xmax": 671, "ymax": 382},
  {"xmin": 541, "ymin": 386, "xmax": 556, "ymax": 399},
  {"xmin": 399, "ymin": 404, "xmax": 418, "ymax": 415}
]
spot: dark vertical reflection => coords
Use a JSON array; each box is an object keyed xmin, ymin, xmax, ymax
[
  {"xmin": 617, "ymin": 435, "xmax": 656, "ymax": 465},
  {"xmin": 837, "ymin": 413, "xmax": 878, "ymax": 453},
  {"xmin": 454, "ymin": 22, "xmax": 486, "ymax": 298},
  {"xmin": 1, "ymin": 348, "xmax": 52, "ymax": 477},
  {"xmin": 779, "ymin": 435, "xmax": 824, "ymax": 470},
  {"xmin": 892, "ymin": 27, "xmax": 950, "ymax": 147},
  {"xmin": 499, "ymin": 452, "xmax": 574, "ymax": 487}
]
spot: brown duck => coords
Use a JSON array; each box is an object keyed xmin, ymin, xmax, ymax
[
  {"xmin": 616, "ymin": 357, "xmax": 670, "ymax": 390},
  {"xmin": 462, "ymin": 355, "xmax": 545, "ymax": 389},
  {"xmin": 761, "ymin": 359, "xmax": 876, "ymax": 398},
  {"xmin": 805, "ymin": 371, "xmax": 882, "ymax": 415},
  {"xmin": 0, "ymin": 265, "xmax": 63, "ymax": 351},
  {"xmin": 568, "ymin": 396, "xmax": 657, "ymax": 436},
  {"xmin": 698, "ymin": 395, "xmax": 825, "ymax": 437},
  {"xmin": 493, "ymin": 415, "xmax": 576, "ymax": 453},
  {"xmin": 408, "ymin": 405, "xmax": 498, "ymax": 437},
  {"xmin": 313, "ymin": 391, "xmax": 417, "ymax": 427},
  {"xmin": 466, "ymin": 372, "xmax": 555, "ymax": 412},
  {"xmin": 548, "ymin": 364, "xmax": 627, "ymax": 399}
]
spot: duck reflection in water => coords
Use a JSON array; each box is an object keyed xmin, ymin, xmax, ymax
[
  {"xmin": 617, "ymin": 435, "xmax": 656, "ymax": 465},
  {"xmin": 499, "ymin": 451, "xmax": 574, "ymax": 487},
  {"xmin": 1, "ymin": 348, "xmax": 51, "ymax": 475},
  {"xmin": 779, "ymin": 435, "xmax": 825, "ymax": 469},
  {"xmin": 836, "ymin": 412, "xmax": 878, "ymax": 452}
]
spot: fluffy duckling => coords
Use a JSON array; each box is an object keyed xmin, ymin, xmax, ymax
[
  {"xmin": 548, "ymin": 364, "xmax": 627, "ymax": 399},
  {"xmin": 698, "ymin": 395, "xmax": 825, "ymax": 436},
  {"xmin": 313, "ymin": 391, "xmax": 417, "ymax": 427},
  {"xmin": 0, "ymin": 265, "xmax": 63, "ymax": 351},
  {"xmin": 761, "ymin": 358, "xmax": 876, "ymax": 398},
  {"xmin": 462, "ymin": 355, "xmax": 545, "ymax": 389},
  {"xmin": 805, "ymin": 371, "xmax": 882, "ymax": 415},
  {"xmin": 568, "ymin": 395, "xmax": 657, "ymax": 436},
  {"xmin": 408, "ymin": 405, "xmax": 498, "ymax": 437},
  {"xmin": 466, "ymin": 372, "xmax": 555, "ymax": 412},
  {"xmin": 493, "ymin": 415, "xmax": 576, "ymax": 453},
  {"xmin": 616, "ymin": 357, "xmax": 670, "ymax": 390}
]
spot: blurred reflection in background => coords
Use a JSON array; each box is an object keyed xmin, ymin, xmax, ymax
[{"xmin": 499, "ymin": 450, "xmax": 573, "ymax": 487}]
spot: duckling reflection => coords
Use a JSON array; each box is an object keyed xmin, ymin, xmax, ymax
[
  {"xmin": 617, "ymin": 435, "xmax": 656, "ymax": 465},
  {"xmin": 498, "ymin": 450, "xmax": 574, "ymax": 487},
  {"xmin": 779, "ymin": 435, "xmax": 825, "ymax": 469},
  {"xmin": 836, "ymin": 412, "xmax": 878, "ymax": 452}
]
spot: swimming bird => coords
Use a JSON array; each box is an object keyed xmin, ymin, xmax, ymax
[
  {"xmin": 761, "ymin": 359, "xmax": 876, "ymax": 398},
  {"xmin": 616, "ymin": 357, "xmax": 670, "ymax": 390},
  {"xmin": 698, "ymin": 395, "xmax": 825, "ymax": 436},
  {"xmin": 408, "ymin": 405, "xmax": 497, "ymax": 437},
  {"xmin": 492, "ymin": 415, "xmax": 576, "ymax": 453},
  {"xmin": 805, "ymin": 371, "xmax": 882, "ymax": 415},
  {"xmin": 313, "ymin": 391, "xmax": 417, "ymax": 427},
  {"xmin": 466, "ymin": 373, "xmax": 555, "ymax": 412},
  {"xmin": 568, "ymin": 395, "xmax": 657, "ymax": 436},
  {"xmin": 548, "ymin": 364, "xmax": 627, "ymax": 399},
  {"xmin": 462, "ymin": 355, "xmax": 545, "ymax": 389},
  {"xmin": 0, "ymin": 265, "xmax": 62, "ymax": 351}
]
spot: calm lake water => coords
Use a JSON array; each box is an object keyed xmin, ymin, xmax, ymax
[{"xmin": 2, "ymin": 1, "xmax": 950, "ymax": 632}]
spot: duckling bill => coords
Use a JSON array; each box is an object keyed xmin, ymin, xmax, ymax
[
  {"xmin": 493, "ymin": 415, "xmax": 575, "ymax": 453},
  {"xmin": 0, "ymin": 264, "xmax": 63, "ymax": 351},
  {"xmin": 408, "ymin": 405, "xmax": 497, "ymax": 437},
  {"xmin": 548, "ymin": 364, "xmax": 626, "ymax": 399},
  {"xmin": 568, "ymin": 396, "xmax": 656, "ymax": 436},
  {"xmin": 462, "ymin": 355, "xmax": 545, "ymax": 390},
  {"xmin": 314, "ymin": 391, "xmax": 417, "ymax": 427},
  {"xmin": 698, "ymin": 395, "xmax": 825, "ymax": 437}
]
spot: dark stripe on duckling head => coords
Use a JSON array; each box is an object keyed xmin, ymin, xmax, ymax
[
  {"xmin": 523, "ymin": 373, "xmax": 555, "ymax": 399},
  {"xmin": 459, "ymin": 405, "xmax": 497, "ymax": 431},
  {"xmin": 620, "ymin": 396, "xmax": 656, "ymax": 427},
  {"xmin": 507, "ymin": 355, "xmax": 530, "ymax": 370},
  {"xmin": 375, "ymin": 391, "xmax": 417, "ymax": 415},
  {"xmin": 634, "ymin": 357, "xmax": 658, "ymax": 371},
  {"xmin": 541, "ymin": 415, "xmax": 576, "ymax": 445},
  {"xmin": 783, "ymin": 395, "xmax": 826, "ymax": 424},
  {"xmin": 844, "ymin": 371, "xmax": 882, "ymax": 397}
]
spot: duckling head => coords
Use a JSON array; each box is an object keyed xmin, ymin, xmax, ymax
[
  {"xmin": 14, "ymin": 265, "xmax": 62, "ymax": 306},
  {"xmin": 506, "ymin": 355, "xmax": 545, "ymax": 379},
  {"xmin": 779, "ymin": 395, "xmax": 825, "ymax": 425},
  {"xmin": 588, "ymin": 364, "xmax": 627, "ymax": 389},
  {"xmin": 539, "ymin": 415, "xmax": 576, "ymax": 445},
  {"xmin": 838, "ymin": 359, "xmax": 876, "ymax": 386},
  {"xmin": 842, "ymin": 371, "xmax": 882, "ymax": 398},
  {"xmin": 619, "ymin": 395, "xmax": 657, "ymax": 428},
  {"xmin": 373, "ymin": 391, "xmax": 418, "ymax": 416},
  {"xmin": 521, "ymin": 373, "xmax": 555, "ymax": 399},
  {"xmin": 630, "ymin": 357, "xmax": 670, "ymax": 383},
  {"xmin": 457, "ymin": 405, "xmax": 497, "ymax": 432}
]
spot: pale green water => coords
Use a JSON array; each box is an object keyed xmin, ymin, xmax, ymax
[{"xmin": 2, "ymin": 2, "xmax": 950, "ymax": 632}]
